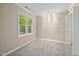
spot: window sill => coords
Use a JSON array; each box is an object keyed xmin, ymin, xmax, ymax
[{"xmin": 18, "ymin": 33, "xmax": 33, "ymax": 38}]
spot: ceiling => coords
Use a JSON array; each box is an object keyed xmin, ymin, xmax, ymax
[{"xmin": 19, "ymin": 3, "xmax": 72, "ymax": 15}]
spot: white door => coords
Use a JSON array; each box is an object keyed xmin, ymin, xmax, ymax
[{"xmin": 65, "ymin": 14, "xmax": 72, "ymax": 45}]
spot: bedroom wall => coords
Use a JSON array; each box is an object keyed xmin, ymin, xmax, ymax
[
  {"xmin": 0, "ymin": 3, "xmax": 36, "ymax": 55},
  {"xmin": 37, "ymin": 11, "xmax": 68, "ymax": 41},
  {"xmin": 0, "ymin": 4, "xmax": 3, "ymax": 55}
]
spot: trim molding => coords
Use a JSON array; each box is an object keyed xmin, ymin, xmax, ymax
[
  {"xmin": 2, "ymin": 38, "xmax": 71, "ymax": 56},
  {"xmin": 37, "ymin": 38, "xmax": 69, "ymax": 45},
  {"xmin": 14, "ymin": 3, "xmax": 37, "ymax": 16},
  {"xmin": 2, "ymin": 38, "xmax": 37, "ymax": 56},
  {"xmin": 68, "ymin": 3, "xmax": 79, "ymax": 14}
]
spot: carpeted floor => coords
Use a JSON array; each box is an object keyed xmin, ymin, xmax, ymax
[{"xmin": 8, "ymin": 39, "xmax": 72, "ymax": 56}]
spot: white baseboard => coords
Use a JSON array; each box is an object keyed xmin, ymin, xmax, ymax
[
  {"xmin": 37, "ymin": 38, "xmax": 69, "ymax": 45},
  {"xmin": 2, "ymin": 38, "xmax": 37, "ymax": 56},
  {"xmin": 2, "ymin": 38, "xmax": 71, "ymax": 56}
]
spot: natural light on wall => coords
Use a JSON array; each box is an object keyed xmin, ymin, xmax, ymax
[
  {"xmin": 43, "ymin": 14, "xmax": 47, "ymax": 25},
  {"xmin": 43, "ymin": 13, "xmax": 58, "ymax": 27},
  {"xmin": 47, "ymin": 14, "xmax": 51, "ymax": 23},
  {"xmin": 52, "ymin": 13, "xmax": 58, "ymax": 26}
]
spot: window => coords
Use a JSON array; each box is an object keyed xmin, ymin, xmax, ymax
[
  {"xmin": 18, "ymin": 12, "xmax": 33, "ymax": 37},
  {"xmin": 28, "ymin": 17, "xmax": 32, "ymax": 33}
]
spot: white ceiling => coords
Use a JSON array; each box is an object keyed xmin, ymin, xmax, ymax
[{"xmin": 19, "ymin": 3, "xmax": 71, "ymax": 15}]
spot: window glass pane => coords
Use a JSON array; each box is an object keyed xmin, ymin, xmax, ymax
[
  {"xmin": 28, "ymin": 17, "xmax": 32, "ymax": 25},
  {"xmin": 19, "ymin": 15, "xmax": 26, "ymax": 25},
  {"xmin": 28, "ymin": 26, "xmax": 32, "ymax": 33},
  {"xmin": 19, "ymin": 15, "xmax": 26, "ymax": 35},
  {"xmin": 20, "ymin": 24, "xmax": 26, "ymax": 35}
]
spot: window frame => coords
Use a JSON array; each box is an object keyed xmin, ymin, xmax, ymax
[{"xmin": 18, "ymin": 12, "xmax": 33, "ymax": 38}]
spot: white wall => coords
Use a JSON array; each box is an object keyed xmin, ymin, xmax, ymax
[
  {"xmin": 37, "ymin": 12, "xmax": 68, "ymax": 41},
  {"xmin": 0, "ymin": 4, "xmax": 1, "ymax": 49},
  {"xmin": 72, "ymin": 6, "xmax": 79, "ymax": 55},
  {"xmin": 0, "ymin": 4, "xmax": 3, "ymax": 55},
  {"xmin": 0, "ymin": 4, "xmax": 36, "ymax": 55}
]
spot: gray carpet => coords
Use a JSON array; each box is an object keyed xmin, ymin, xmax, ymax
[{"xmin": 8, "ymin": 39, "xmax": 72, "ymax": 56}]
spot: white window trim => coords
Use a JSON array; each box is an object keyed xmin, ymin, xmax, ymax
[{"xmin": 18, "ymin": 11, "xmax": 33, "ymax": 38}]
